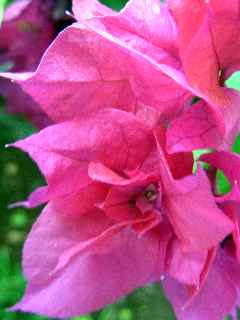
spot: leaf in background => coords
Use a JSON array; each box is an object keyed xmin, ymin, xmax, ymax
[
  {"xmin": 127, "ymin": 284, "xmax": 175, "ymax": 320},
  {"xmin": 0, "ymin": 97, "xmax": 36, "ymax": 143},
  {"xmin": 225, "ymin": 71, "xmax": 240, "ymax": 91},
  {"xmin": 0, "ymin": 0, "xmax": 7, "ymax": 26},
  {"xmin": 216, "ymin": 170, "xmax": 231, "ymax": 195},
  {"xmin": 233, "ymin": 134, "xmax": 240, "ymax": 154},
  {"xmin": 100, "ymin": 0, "xmax": 128, "ymax": 10}
]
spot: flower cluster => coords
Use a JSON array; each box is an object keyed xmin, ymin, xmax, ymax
[{"xmin": 3, "ymin": 0, "xmax": 240, "ymax": 319}]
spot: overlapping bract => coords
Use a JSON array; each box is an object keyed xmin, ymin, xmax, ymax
[{"xmin": 4, "ymin": 0, "xmax": 240, "ymax": 319}]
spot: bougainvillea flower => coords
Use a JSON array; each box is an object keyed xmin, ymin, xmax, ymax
[
  {"xmin": 0, "ymin": 0, "xmax": 73, "ymax": 128},
  {"xmin": 166, "ymin": 0, "xmax": 240, "ymax": 151},
  {"xmin": 4, "ymin": 1, "xmax": 240, "ymax": 319},
  {"xmin": 8, "ymin": 0, "xmax": 192, "ymax": 125},
  {"xmin": 9, "ymin": 108, "xmax": 233, "ymax": 317},
  {"xmin": 0, "ymin": 0, "xmax": 54, "ymax": 72}
]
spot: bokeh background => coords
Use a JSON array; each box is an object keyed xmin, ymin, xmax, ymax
[{"xmin": 0, "ymin": 0, "xmax": 240, "ymax": 319}]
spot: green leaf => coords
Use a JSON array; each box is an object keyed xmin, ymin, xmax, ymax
[
  {"xmin": 193, "ymin": 149, "xmax": 211, "ymax": 172},
  {"xmin": 127, "ymin": 284, "xmax": 175, "ymax": 320},
  {"xmin": 100, "ymin": 0, "xmax": 128, "ymax": 10},
  {"xmin": 216, "ymin": 170, "xmax": 231, "ymax": 195},
  {"xmin": 0, "ymin": 0, "xmax": 7, "ymax": 26},
  {"xmin": 232, "ymin": 134, "xmax": 240, "ymax": 154},
  {"xmin": 225, "ymin": 71, "xmax": 240, "ymax": 91}
]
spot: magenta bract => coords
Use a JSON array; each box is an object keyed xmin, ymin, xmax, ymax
[{"xmin": 11, "ymin": 108, "xmax": 233, "ymax": 318}]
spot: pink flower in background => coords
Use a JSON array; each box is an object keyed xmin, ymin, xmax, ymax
[
  {"xmin": 0, "ymin": 0, "xmax": 71, "ymax": 128},
  {"xmin": 9, "ymin": 108, "xmax": 233, "ymax": 318},
  {"xmin": 0, "ymin": 0, "xmax": 53, "ymax": 72},
  {"xmin": 166, "ymin": 0, "xmax": 240, "ymax": 151}
]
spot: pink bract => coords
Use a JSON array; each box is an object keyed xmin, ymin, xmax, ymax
[
  {"xmin": 9, "ymin": 0, "xmax": 190, "ymax": 124},
  {"xmin": 9, "ymin": 0, "xmax": 240, "ymax": 147},
  {"xmin": 167, "ymin": 0, "xmax": 240, "ymax": 150},
  {"xmin": 10, "ymin": 108, "xmax": 234, "ymax": 318}
]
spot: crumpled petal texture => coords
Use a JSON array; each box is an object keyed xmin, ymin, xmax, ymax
[
  {"xmin": 168, "ymin": 0, "xmax": 240, "ymax": 147},
  {"xmin": 11, "ymin": 107, "xmax": 234, "ymax": 318},
  {"xmin": 14, "ymin": 2, "xmax": 190, "ymax": 123}
]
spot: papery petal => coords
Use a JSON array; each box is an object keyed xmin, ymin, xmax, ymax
[
  {"xmin": 167, "ymin": 100, "xmax": 223, "ymax": 153},
  {"xmin": 89, "ymin": 161, "xmax": 157, "ymax": 189},
  {"xmin": 155, "ymin": 126, "xmax": 194, "ymax": 179},
  {"xmin": 12, "ymin": 109, "xmax": 154, "ymax": 199},
  {"xmin": 169, "ymin": 0, "xmax": 240, "ymax": 78},
  {"xmin": 88, "ymin": 162, "xmax": 146, "ymax": 186},
  {"xmin": 201, "ymin": 151, "xmax": 240, "ymax": 184},
  {"xmin": 17, "ymin": 22, "xmax": 189, "ymax": 122},
  {"xmin": 13, "ymin": 202, "xmax": 162, "ymax": 317},
  {"xmin": 100, "ymin": 0, "xmax": 178, "ymax": 55},
  {"xmin": 132, "ymin": 211, "xmax": 162, "ymax": 237},
  {"xmin": 163, "ymin": 167, "xmax": 233, "ymax": 251},
  {"xmin": 167, "ymin": 151, "xmax": 194, "ymax": 180},
  {"xmin": 17, "ymin": 24, "xmax": 136, "ymax": 122},
  {"xmin": 169, "ymin": 0, "xmax": 240, "ymax": 146},
  {"xmin": 88, "ymin": 161, "xmax": 160, "ymax": 221},
  {"xmin": 100, "ymin": 187, "xmax": 138, "ymax": 221},
  {"xmin": 163, "ymin": 249, "xmax": 238, "ymax": 320},
  {"xmin": 73, "ymin": 0, "xmax": 114, "ymax": 21},
  {"xmin": 166, "ymin": 238, "xmax": 207, "ymax": 286},
  {"xmin": 3, "ymin": 0, "xmax": 31, "ymax": 20},
  {"xmin": 10, "ymin": 186, "xmax": 49, "ymax": 208},
  {"xmin": 11, "ymin": 182, "xmax": 107, "ymax": 217},
  {"xmin": 168, "ymin": 0, "xmax": 220, "ymax": 98}
]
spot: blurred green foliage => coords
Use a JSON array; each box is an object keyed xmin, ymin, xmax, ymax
[
  {"xmin": 225, "ymin": 71, "xmax": 240, "ymax": 91},
  {"xmin": 101, "ymin": 0, "xmax": 128, "ymax": 10}
]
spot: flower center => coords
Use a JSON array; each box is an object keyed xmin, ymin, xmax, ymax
[{"xmin": 144, "ymin": 184, "xmax": 158, "ymax": 202}]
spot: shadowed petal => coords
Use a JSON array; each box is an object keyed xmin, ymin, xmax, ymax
[{"xmin": 12, "ymin": 202, "xmax": 162, "ymax": 318}]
